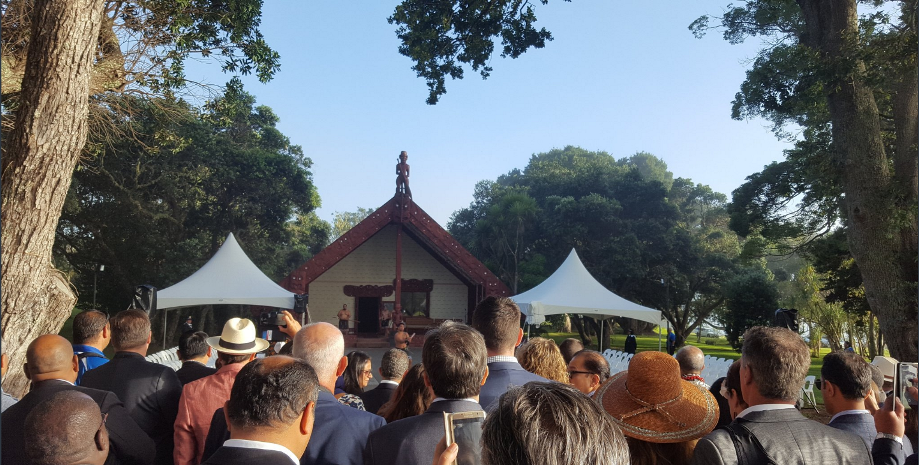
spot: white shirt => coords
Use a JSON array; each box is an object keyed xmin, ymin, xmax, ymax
[
  {"xmin": 735, "ymin": 403, "xmax": 796, "ymax": 419},
  {"xmin": 379, "ymin": 380, "xmax": 399, "ymax": 386},
  {"xmin": 432, "ymin": 397, "xmax": 479, "ymax": 404},
  {"xmin": 222, "ymin": 439, "xmax": 299, "ymax": 465},
  {"xmin": 486, "ymin": 356, "xmax": 518, "ymax": 364},
  {"xmin": 829, "ymin": 409, "xmax": 870, "ymax": 424}
]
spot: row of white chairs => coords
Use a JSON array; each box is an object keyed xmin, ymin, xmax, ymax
[
  {"xmin": 145, "ymin": 347, "xmax": 180, "ymax": 365},
  {"xmin": 601, "ymin": 349, "xmax": 734, "ymax": 383},
  {"xmin": 602, "ymin": 349, "xmax": 634, "ymax": 375}
]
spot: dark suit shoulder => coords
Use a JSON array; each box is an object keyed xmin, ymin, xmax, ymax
[{"xmin": 204, "ymin": 446, "xmax": 295, "ymax": 465}]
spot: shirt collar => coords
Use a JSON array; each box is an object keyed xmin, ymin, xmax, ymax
[
  {"xmin": 72, "ymin": 344, "xmax": 104, "ymax": 355},
  {"xmin": 379, "ymin": 380, "xmax": 399, "ymax": 386},
  {"xmin": 222, "ymin": 439, "xmax": 299, "ymax": 465},
  {"xmin": 487, "ymin": 356, "xmax": 518, "ymax": 364},
  {"xmin": 736, "ymin": 403, "xmax": 796, "ymax": 419},
  {"xmin": 432, "ymin": 397, "xmax": 479, "ymax": 404},
  {"xmin": 830, "ymin": 409, "xmax": 871, "ymax": 423}
]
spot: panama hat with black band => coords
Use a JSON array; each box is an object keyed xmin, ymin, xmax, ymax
[
  {"xmin": 207, "ymin": 318, "xmax": 269, "ymax": 355},
  {"xmin": 597, "ymin": 351, "xmax": 719, "ymax": 443}
]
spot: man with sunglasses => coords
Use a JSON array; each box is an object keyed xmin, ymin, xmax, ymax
[
  {"xmin": 71, "ymin": 309, "xmax": 111, "ymax": 384},
  {"xmin": 567, "ymin": 350, "xmax": 610, "ymax": 398}
]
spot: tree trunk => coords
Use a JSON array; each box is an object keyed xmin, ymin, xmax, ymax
[
  {"xmin": 798, "ymin": 0, "xmax": 919, "ymax": 361},
  {"xmin": 868, "ymin": 314, "xmax": 877, "ymax": 359},
  {"xmin": 0, "ymin": 0, "xmax": 104, "ymax": 397},
  {"xmin": 570, "ymin": 315, "xmax": 591, "ymax": 347}
]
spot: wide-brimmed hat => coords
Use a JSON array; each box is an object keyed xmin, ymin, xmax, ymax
[
  {"xmin": 206, "ymin": 318, "xmax": 269, "ymax": 355},
  {"xmin": 596, "ymin": 351, "xmax": 719, "ymax": 443},
  {"xmin": 872, "ymin": 356, "xmax": 898, "ymax": 382}
]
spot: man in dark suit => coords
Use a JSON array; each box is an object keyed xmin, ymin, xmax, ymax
[
  {"xmin": 291, "ymin": 322, "xmax": 386, "ymax": 465},
  {"xmin": 24, "ymin": 391, "xmax": 110, "ymax": 465},
  {"xmin": 472, "ymin": 296, "xmax": 547, "ymax": 410},
  {"xmin": 203, "ymin": 356, "xmax": 319, "ymax": 465},
  {"xmin": 364, "ymin": 322, "xmax": 488, "ymax": 465},
  {"xmin": 82, "ymin": 309, "xmax": 183, "ymax": 465},
  {"xmin": 2, "ymin": 334, "xmax": 155, "ymax": 465},
  {"xmin": 690, "ymin": 326, "xmax": 872, "ymax": 464},
  {"xmin": 175, "ymin": 330, "xmax": 217, "ymax": 385},
  {"xmin": 359, "ymin": 348, "xmax": 409, "ymax": 414},
  {"xmin": 823, "ymin": 351, "xmax": 915, "ymax": 455}
]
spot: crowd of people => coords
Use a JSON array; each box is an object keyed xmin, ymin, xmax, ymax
[{"xmin": 0, "ymin": 296, "xmax": 916, "ymax": 465}]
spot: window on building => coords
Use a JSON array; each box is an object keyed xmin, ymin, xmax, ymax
[{"xmin": 401, "ymin": 291, "xmax": 429, "ymax": 317}]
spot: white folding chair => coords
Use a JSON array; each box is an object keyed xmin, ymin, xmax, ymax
[{"xmin": 800, "ymin": 375, "xmax": 819, "ymax": 411}]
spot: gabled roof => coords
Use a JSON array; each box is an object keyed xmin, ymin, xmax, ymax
[
  {"xmin": 513, "ymin": 249, "xmax": 662, "ymax": 325},
  {"xmin": 280, "ymin": 195, "xmax": 510, "ymax": 297},
  {"xmin": 158, "ymin": 233, "xmax": 295, "ymax": 309}
]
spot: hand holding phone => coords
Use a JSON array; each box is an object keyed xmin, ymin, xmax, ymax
[{"xmin": 443, "ymin": 411, "xmax": 485, "ymax": 465}]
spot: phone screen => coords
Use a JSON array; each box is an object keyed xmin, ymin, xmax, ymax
[
  {"xmin": 896, "ymin": 362, "xmax": 918, "ymax": 409},
  {"xmin": 446, "ymin": 413, "xmax": 484, "ymax": 465}
]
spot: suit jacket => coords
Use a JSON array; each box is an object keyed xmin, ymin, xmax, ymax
[
  {"xmin": 82, "ymin": 351, "xmax": 183, "ymax": 465},
  {"xmin": 359, "ymin": 382, "xmax": 397, "ymax": 415},
  {"xmin": 478, "ymin": 361, "xmax": 548, "ymax": 410},
  {"xmin": 830, "ymin": 412, "xmax": 915, "ymax": 456},
  {"xmin": 302, "ymin": 390, "xmax": 386, "ymax": 465},
  {"xmin": 1, "ymin": 379, "xmax": 155, "ymax": 465},
  {"xmin": 690, "ymin": 407, "xmax": 872, "ymax": 465},
  {"xmin": 203, "ymin": 446, "xmax": 298, "ymax": 465},
  {"xmin": 364, "ymin": 399, "xmax": 481, "ymax": 465},
  {"xmin": 873, "ymin": 437, "xmax": 910, "ymax": 465},
  {"xmin": 176, "ymin": 360, "xmax": 217, "ymax": 385}
]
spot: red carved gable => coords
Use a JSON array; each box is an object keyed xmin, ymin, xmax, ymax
[{"xmin": 280, "ymin": 195, "xmax": 511, "ymax": 298}]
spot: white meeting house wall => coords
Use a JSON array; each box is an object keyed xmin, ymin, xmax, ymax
[{"xmin": 307, "ymin": 225, "xmax": 468, "ymax": 325}]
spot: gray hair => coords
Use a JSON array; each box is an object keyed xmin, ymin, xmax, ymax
[
  {"xmin": 380, "ymin": 349, "xmax": 410, "ymax": 380},
  {"xmin": 741, "ymin": 326, "xmax": 810, "ymax": 401},
  {"xmin": 482, "ymin": 382, "xmax": 629, "ymax": 465},
  {"xmin": 292, "ymin": 323, "xmax": 344, "ymax": 382}
]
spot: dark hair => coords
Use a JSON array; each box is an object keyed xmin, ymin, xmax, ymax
[
  {"xmin": 343, "ymin": 351, "xmax": 372, "ymax": 395},
  {"xmin": 24, "ymin": 391, "xmax": 103, "ymax": 465},
  {"xmin": 378, "ymin": 364, "xmax": 434, "ymax": 422},
  {"xmin": 225, "ymin": 357, "xmax": 319, "ymax": 429},
  {"xmin": 379, "ymin": 348, "xmax": 410, "ymax": 380},
  {"xmin": 178, "ymin": 331, "xmax": 209, "ymax": 360},
  {"xmin": 218, "ymin": 352, "xmax": 251, "ymax": 366},
  {"xmin": 482, "ymin": 382, "xmax": 629, "ymax": 465},
  {"xmin": 724, "ymin": 359, "xmax": 746, "ymax": 405},
  {"xmin": 822, "ymin": 351, "xmax": 873, "ymax": 400},
  {"xmin": 422, "ymin": 321, "xmax": 487, "ymax": 399},
  {"xmin": 72, "ymin": 310, "xmax": 108, "ymax": 345},
  {"xmin": 472, "ymin": 296, "xmax": 522, "ymax": 352},
  {"xmin": 625, "ymin": 437, "xmax": 696, "ymax": 465},
  {"xmin": 708, "ymin": 377, "xmax": 733, "ymax": 429},
  {"xmin": 573, "ymin": 350, "xmax": 610, "ymax": 383},
  {"xmin": 741, "ymin": 326, "xmax": 810, "ymax": 401},
  {"xmin": 558, "ymin": 338, "xmax": 584, "ymax": 365},
  {"xmin": 109, "ymin": 309, "xmax": 150, "ymax": 351}
]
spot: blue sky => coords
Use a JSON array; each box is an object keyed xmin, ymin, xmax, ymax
[{"xmin": 184, "ymin": 1, "xmax": 793, "ymax": 227}]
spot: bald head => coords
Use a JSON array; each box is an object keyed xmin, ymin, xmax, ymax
[
  {"xmin": 292, "ymin": 323, "xmax": 345, "ymax": 385},
  {"xmin": 675, "ymin": 345, "xmax": 705, "ymax": 375},
  {"xmin": 25, "ymin": 391, "xmax": 108, "ymax": 465},
  {"xmin": 26, "ymin": 335, "xmax": 79, "ymax": 383}
]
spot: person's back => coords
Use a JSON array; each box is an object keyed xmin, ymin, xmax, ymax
[
  {"xmin": 81, "ymin": 309, "xmax": 182, "ymax": 465},
  {"xmin": 365, "ymin": 322, "xmax": 488, "ymax": 465},
  {"xmin": 359, "ymin": 349, "xmax": 409, "ymax": 414},
  {"xmin": 691, "ymin": 327, "xmax": 872, "ymax": 465},
  {"xmin": 472, "ymin": 297, "xmax": 548, "ymax": 410},
  {"xmin": 71, "ymin": 309, "xmax": 111, "ymax": 384}
]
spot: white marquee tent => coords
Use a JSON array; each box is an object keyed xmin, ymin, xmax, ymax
[
  {"xmin": 512, "ymin": 249, "xmax": 662, "ymax": 327},
  {"xmin": 157, "ymin": 233, "xmax": 296, "ymax": 310}
]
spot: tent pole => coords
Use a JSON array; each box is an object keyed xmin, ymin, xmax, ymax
[
  {"xmin": 658, "ymin": 320, "xmax": 663, "ymax": 352},
  {"xmin": 163, "ymin": 309, "xmax": 167, "ymax": 350}
]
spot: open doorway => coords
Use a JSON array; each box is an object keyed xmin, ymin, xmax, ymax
[{"xmin": 356, "ymin": 297, "xmax": 380, "ymax": 334}]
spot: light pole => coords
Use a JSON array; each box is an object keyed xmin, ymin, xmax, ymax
[{"xmin": 93, "ymin": 264, "xmax": 104, "ymax": 308}]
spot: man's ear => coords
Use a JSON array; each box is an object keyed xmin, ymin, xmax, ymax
[
  {"xmin": 300, "ymin": 401, "xmax": 316, "ymax": 436},
  {"xmin": 72, "ymin": 354, "xmax": 80, "ymax": 374},
  {"xmin": 176, "ymin": 350, "xmax": 181, "ymax": 360},
  {"xmin": 94, "ymin": 421, "xmax": 109, "ymax": 453},
  {"xmin": 423, "ymin": 372, "xmax": 432, "ymax": 388},
  {"xmin": 823, "ymin": 380, "xmax": 836, "ymax": 398},
  {"xmin": 515, "ymin": 328, "xmax": 524, "ymax": 347},
  {"xmin": 223, "ymin": 401, "xmax": 232, "ymax": 433},
  {"xmin": 23, "ymin": 363, "xmax": 30, "ymax": 380},
  {"xmin": 206, "ymin": 347, "xmax": 212, "ymax": 358},
  {"xmin": 480, "ymin": 366, "xmax": 489, "ymax": 387},
  {"xmin": 248, "ymin": 353, "xmax": 257, "ymax": 362},
  {"xmin": 378, "ymin": 367, "xmax": 384, "ymax": 378},
  {"xmin": 146, "ymin": 332, "xmax": 152, "ymax": 345},
  {"xmin": 336, "ymin": 356, "xmax": 348, "ymax": 377},
  {"xmin": 102, "ymin": 324, "xmax": 110, "ymax": 339}
]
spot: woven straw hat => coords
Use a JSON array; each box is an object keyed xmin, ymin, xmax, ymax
[
  {"xmin": 596, "ymin": 351, "xmax": 719, "ymax": 443},
  {"xmin": 206, "ymin": 318, "xmax": 269, "ymax": 355}
]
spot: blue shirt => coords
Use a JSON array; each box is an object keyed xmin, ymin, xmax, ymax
[{"xmin": 72, "ymin": 344, "xmax": 108, "ymax": 385}]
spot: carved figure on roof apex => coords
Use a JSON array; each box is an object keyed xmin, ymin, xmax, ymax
[{"xmin": 396, "ymin": 151, "xmax": 411, "ymax": 198}]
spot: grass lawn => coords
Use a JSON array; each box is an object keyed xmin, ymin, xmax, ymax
[{"xmin": 543, "ymin": 331, "xmax": 831, "ymax": 406}]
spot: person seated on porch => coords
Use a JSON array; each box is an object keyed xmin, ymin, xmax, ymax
[
  {"xmin": 337, "ymin": 304, "xmax": 351, "ymax": 331},
  {"xmin": 380, "ymin": 306, "xmax": 393, "ymax": 336}
]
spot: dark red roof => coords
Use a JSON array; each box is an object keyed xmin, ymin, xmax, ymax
[{"xmin": 280, "ymin": 195, "xmax": 511, "ymax": 297}]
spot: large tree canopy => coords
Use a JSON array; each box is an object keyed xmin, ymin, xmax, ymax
[{"xmin": 692, "ymin": 0, "xmax": 917, "ymax": 359}]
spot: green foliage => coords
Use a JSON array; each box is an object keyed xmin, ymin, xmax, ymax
[
  {"xmin": 388, "ymin": 0, "xmax": 570, "ymax": 104},
  {"xmin": 55, "ymin": 85, "xmax": 325, "ymax": 312},
  {"xmin": 723, "ymin": 268, "xmax": 780, "ymax": 350},
  {"xmin": 330, "ymin": 207, "xmax": 375, "ymax": 242}
]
